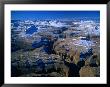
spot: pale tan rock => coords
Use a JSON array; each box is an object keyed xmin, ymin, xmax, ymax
[{"xmin": 79, "ymin": 66, "xmax": 96, "ymax": 77}]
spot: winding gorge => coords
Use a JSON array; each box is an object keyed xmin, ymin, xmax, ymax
[{"xmin": 11, "ymin": 19, "xmax": 100, "ymax": 77}]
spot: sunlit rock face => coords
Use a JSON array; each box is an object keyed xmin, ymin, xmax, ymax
[{"xmin": 11, "ymin": 19, "xmax": 100, "ymax": 77}]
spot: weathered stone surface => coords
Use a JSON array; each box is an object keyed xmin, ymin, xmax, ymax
[
  {"xmin": 79, "ymin": 66, "xmax": 96, "ymax": 77},
  {"xmin": 11, "ymin": 20, "xmax": 100, "ymax": 77}
]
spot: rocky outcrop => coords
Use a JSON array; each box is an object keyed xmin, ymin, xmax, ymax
[
  {"xmin": 11, "ymin": 20, "xmax": 100, "ymax": 77},
  {"xmin": 79, "ymin": 54, "xmax": 100, "ymax": 77}
]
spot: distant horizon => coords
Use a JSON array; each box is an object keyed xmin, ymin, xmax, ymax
[{"xmin": 11, "ymin": 11, "xmax": 100, "ymax": 21}]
